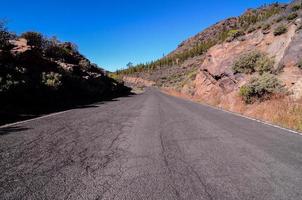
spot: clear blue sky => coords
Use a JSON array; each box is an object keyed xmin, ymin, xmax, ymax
[{"xmin": 1, "ymin": 0, "xmax": 289, "ymax": 71}]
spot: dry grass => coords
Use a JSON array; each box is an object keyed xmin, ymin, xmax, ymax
[
  {"xmin": 246, "ymin": 97, "xmax": 302, "ymax": 131},
  {"xmin": 163, "ymin": 88, "xmax": 302, "ymax": 132}
]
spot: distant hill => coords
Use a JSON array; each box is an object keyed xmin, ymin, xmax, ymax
[
  {"xmin": 0, "ymin": 23, "xmax": 130, "ymax": 124},
  {"xmin": 115, "ymin": 0, "xmax": 302, "ymax": 131}
]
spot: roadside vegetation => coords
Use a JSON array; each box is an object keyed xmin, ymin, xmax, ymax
[
  {"xmin": 232, "ymin": 50, "xmax": 286, "ymax": 104},
  {"xmin": 114, "ymin": 3, "xmax": 286, "ymax": 77},
  {"xmin": 239, "ymin": 73, "xmax": 285, "ymax": 103},
  {"xmin": 232, "ymin": 51, "xmax": 274, "ymax": 75},
  {"xmin": 0, "ymin": 21, "xmax": 129, "ymax": 123},
  {"xmin": 274, "ymin": 24, "xmax": 288, "ymax": 36}
]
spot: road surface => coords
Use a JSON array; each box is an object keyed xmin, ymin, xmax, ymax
[{"xmin": 1, "ymin": 89, "xmax": 302, "ymax": 200}]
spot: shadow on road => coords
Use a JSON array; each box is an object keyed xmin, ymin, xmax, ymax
[
  {"xmin": 0, "ymin": 92, "xmax": 137, "ymax": 126},
  {"xmin": 0, "ymin": 126, "xmax": 31, "ymax": 136}
]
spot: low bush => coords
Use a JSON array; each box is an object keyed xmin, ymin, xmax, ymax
[
  {"xmin": 239, "ymin": 73, "xmax": 284, "ymax": 103},
  {"xmin": 238, "ymin": 3, "xmax": 282, "ymax": 29},
  {"xmin": 233, "ymin": 51, "xmax": 262, "ymax": 74},
  {"xmin": 262, "ymin": 23, "xmax": 271, "ymax": 30},
  {"xmin": 239, "ymin": 85, "xmax": 254, "ymax": 104},
  {"xmin": 232, "ymin": 51, "xmax": 274, "ymax": 74},
  {"xmin": 287, "ymin": 12, "xmax": 298, "ymax": 21},
  {"xmin": 45, "ymin": 44, "xmax": 67, "ymax": 59},
  {"xmin": 274, "ymin": 24, "xmax": 288, "ymax": 36},
  {"xmin": 21, "ymin": 31, "xmax": 45, "ymax": 49},
  {"xmin": 41, "ymin": 72, "xmax": 62, "ymax": 89},
  {"xmin": 44, "ymin": 40, "xmax": 80, "ymax": 64},
  {"xmin": 226, "ymin": 30, "xmax": 245, "ymax": 42},
  {"xmin": 261, "ymin": 23, "xmax": 271, "ymax": 34},
  {"xmin": 291, "ymin": 4, "xmax": 301, "ymax": 12},
  {"xmin": 247, "ymin": 26, "xmax": 256, "ymax": 33},
  {"xmin": 0, "ymin": 74, "xmax": 24, "ymax": 92},
  {"xmin": 255, "ymin": 55, "xmax": 275, "ymax": 74}
]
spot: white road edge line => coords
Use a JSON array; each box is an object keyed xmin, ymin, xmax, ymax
[
  {"xmin": 0, "ymin": 110, "xmax": 71, "ymax": 128},
  {"xmin": 204, "ymin": 103, "xmax": 302, "ymax": 136},
  {"xmin": 162, "ymin": 90, "xmax": 302, "ymax": 136},
  {"xmin": 2, "ymin": 90, "xmax": 302, "ymax": 137}
]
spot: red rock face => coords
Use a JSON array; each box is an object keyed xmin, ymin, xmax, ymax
[
  {"xmin": 10, "ymin": 38, "xmax": 31, "ymax": 54},
  {"xmin": 190, "ymin": 23, "xmax": 302, "ymax": 105}
]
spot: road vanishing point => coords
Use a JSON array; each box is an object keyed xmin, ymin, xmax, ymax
[{"xmin": 1, "ymin": 89, "xmax": 302, "ymax": 200}]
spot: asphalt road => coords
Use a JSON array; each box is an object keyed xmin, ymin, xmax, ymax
[{"xmin": 1, "ymin": 88, "xmax": 302, "ymax": 200}]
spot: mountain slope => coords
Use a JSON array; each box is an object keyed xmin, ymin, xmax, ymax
[
  {"xmin": 0, "ymin": 26, "xmax": 130, "ymax": 124},
  {"xmin": 117, "ymin": 0, "xmax": 302, "ymax": 131}
]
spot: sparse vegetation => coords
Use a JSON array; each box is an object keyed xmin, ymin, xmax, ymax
[
  {"xmin": 116, "ymin": 3, "xmax": 285, "ymax": 77},
  {"xmin": 110, "ymin": 2, "xmax": 302, "ymax": 132},
  {"xmin": 239, "ymin": 85, "xmax": 254, "ymax": 104},
  {"xmin": 232, "ymin": 51, "xmax": 274, "ymax": 74},
  {"xmin": 262, "ymin": 23, "xmax": 271, "ymax": 31},
  {"xmin": 233, "ymin": 51, "xmax": 262, "ymax": 74},
  {"xmin": 42, "ymin": 72, "xmax": 62, "ymax": 89},
  {"xmin": 287, "ymin": 12, "xmax": 298, "ymax": 21},
  {"xmin": 291, "ymin": 4, "xmax": 301, "ymax": 12},
  {"xmin": 21, "ymin": 31, "xmax": 45, "ymax": 49},
  {"xmin": 0, "ymin": 74, "xmax": 24, "ymax": 92},
  {"xmin": 239, "ymin": 73, "xmax": 284, "ymax": 103},
  {"xmin": 0, "ymin": 23, "xmax": 130, "ymax": 122},
  {"xmin": 117, "ymin": 40, "xmax": 216, "ymax": 75},
  {"xmin": 274, "ymin": 24, "xmax": 288, "ymax": 36},
  {"xmin": 238, "ymin": 3, "xmax": 282, "ymax": 29},
  {"xmin": 255, "ymin": 55, "xmax": 275, "ymax": 74},
  {"xmin": 226, "ymin": 30, "xmax": 245, "ymax": 42},
  {"xmin": 261, "ymin": 23, "xmax": 271, "ymax": 34},
  {"xmin": 247, "ymin": 26, "xmax": 256, "ymax": 33}
]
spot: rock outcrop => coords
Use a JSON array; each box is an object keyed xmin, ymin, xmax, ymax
[
  {"xmin": 123, "ymin": 76, "xmax": 155, "ymax": 87},
  {"xmin": 191, "ymin": 22, "xmax": 302, "ymax": 104},
  {"xmin": 1, "ymin": 32, "xmax": 130, "ymax": 124}
]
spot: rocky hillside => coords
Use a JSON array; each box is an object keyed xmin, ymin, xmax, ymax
[
  {"xmin": 117, "ymin": 0, "xmax": 302, "ymax": 131},
  {"xmin": 0, "ymin": 23, "xmax": 130, "ymax": 124}
]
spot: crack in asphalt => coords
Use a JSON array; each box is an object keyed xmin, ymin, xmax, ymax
[{"xmin": 1, "ymin": 89, "xmax": 302, "ymax": 200}]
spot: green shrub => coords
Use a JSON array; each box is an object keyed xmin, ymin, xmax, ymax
[
  {"xmin": 255, "ymin": 24, "xmax": 262, "ymax": 29},
  {"xmin": 238, "ymin": 3, "xmax": 282, "ymax": 29},
  {"xmin": 45, "ymin": 44, "xmax": 68, "ymax": 59},
  {"xmin": 232, "ymin": 51, "xmax": 273, "ymax": 74},
  {"xmin": 291, "ymin": 4, "xmax": 301, "ymax": 12},
  {"xmin": 247, "ymin": 26, "xmax": 256, "ymax": 33},
  {"xmin": 42, "ymin": 72, "xmax": 62, "ymax": 89},
  {"xmin": 226, "ymin": 30, "xmax": 245, "ymax": 42},
  {"xmin": 255, "ymin": 55, "xmax": 274, "ymax": 74},
  {"xmin": 233, "ymin": 51, "xmax": 262, "ymax": 74},
  {"xmin": 239, "ymin": 73, "xmax": 284, "ymax": 104},
  {"xmin": 262, "ymin": 23, "xmax": 271, "ymax": 30},
  {"xmin": 44, "ymin": 39, "xmax": 80, "ymax": 64},
  {"xmin": 261, "ymin": 23, "xmax": 271, "ymax": 34},
  {"xmin": 287, "ymin": 12, "xmax": 298, "ymax": 21},
  {"xmin": 0, "ymin": 74, "xmax": 23, "ymax": 92},
  {"xmin": 239, "ymin": 85, "xmax": 254, "ymax": 103},
  {"xmin": 274, "ymin": 24, "xmax": 288, "ymax": 36},
  {"xmin": 21, "ymin": 31, "xmax": 45, "ymax": 49}
]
